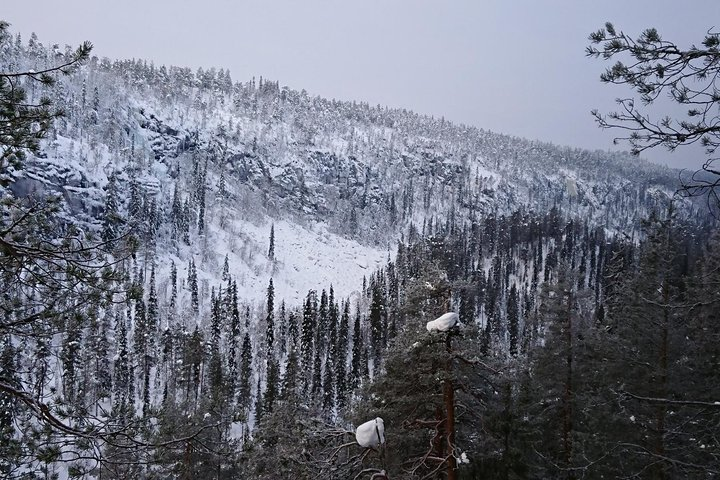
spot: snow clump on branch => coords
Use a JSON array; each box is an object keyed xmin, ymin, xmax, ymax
[
  {"xmin": 355, "ymin": 417, "xmax": 385, "ymax": 448},
  {"xmin": 426, "ymin": 312, "xmax": 459, "ymax": 333}
]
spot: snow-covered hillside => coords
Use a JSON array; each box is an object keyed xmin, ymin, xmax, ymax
[
  {"xmin": 3, "ymin": 26, "xmax": 718, "ymax": 480},
  {"xmin": 2, "ymin": 34, "xmax": 697, "ymax": 311}
]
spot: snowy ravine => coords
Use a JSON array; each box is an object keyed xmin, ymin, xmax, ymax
[
  {"xmin": 2, "ymin": 28, "xmax": 717, "ymax": 480},
  {"xmin": 7, "ymin": 45, "xmax": 696, "ymax": 309},
  {"xmin": 6, "ymin": 23, "xmax": 705, "ymax": 309}
]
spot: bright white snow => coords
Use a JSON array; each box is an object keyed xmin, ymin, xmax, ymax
[
  {"xmin": 355, "ymin": 417, "xmax": 385, "ymax": 448},
  {"xmin": 426, "ymin": 312, "xmax": 459, "ymax": 333}
]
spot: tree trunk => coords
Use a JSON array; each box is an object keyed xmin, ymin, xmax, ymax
[
  {"xmin": 445, "ymin": 333, "xmax": 457, "ymax": 480},
  {"xmin": 502, "ymin": 382, "xmax": 512, "ymax": 480},
  {"xmin": 654, "ymin": 271, "xmax": 670, "ymax": 480},
  {"xmin": 562, "ymin": 289, "xmax": 574, "ymax": 480},
  {"xmin": 444, "ymin": 378, "xmax": 457, "ymax": 480}
]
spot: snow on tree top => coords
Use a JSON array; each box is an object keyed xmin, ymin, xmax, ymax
[
  {"xmin": 426, "ymin": 312, "xmax": 459, "ymax": 333},
  {"xmin": 355, "ymin": 417, "xmax": 385, "ymax": 448}
]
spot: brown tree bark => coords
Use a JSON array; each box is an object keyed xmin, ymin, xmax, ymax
[
  {"xmin": 444, "ymin": 332, "xmax": 457, "ymax": 480},
  {"xmin": 562, "ymin": 289, "xmax": 574, "ymax": 480},
  {"xmin": 654, "ymin": 267, "xmax": 670, "ymax": 480}
]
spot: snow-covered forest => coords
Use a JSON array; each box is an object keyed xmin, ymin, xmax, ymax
[{"xmin": 1, "ymin": 25, "xmax": 719, "ymax": 479}]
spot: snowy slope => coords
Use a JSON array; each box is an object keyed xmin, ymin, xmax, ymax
[{"xmin": 3, "ymin": 36, "xmax": 698, "ymax": 312}]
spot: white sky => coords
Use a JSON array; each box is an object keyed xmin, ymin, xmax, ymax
[{"xmin": 5, "ymin": 1, "xmax": 719, "ymax": 169}]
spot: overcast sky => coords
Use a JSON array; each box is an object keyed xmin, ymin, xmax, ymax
[{"xmin": 5, "ymin": 1, "xmax": 719, "ymax": 169}]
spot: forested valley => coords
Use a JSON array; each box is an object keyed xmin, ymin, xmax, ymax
[{"xmin": 1, "ymin": 23, "xmax": 718, "ymax": 479}]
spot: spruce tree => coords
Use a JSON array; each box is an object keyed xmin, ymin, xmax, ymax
[
  {"xmin": 507, "ymin": 283, "xmax": 520, "ymax": 357},
  {"xmin": 188, "ymin": 258, "xmax": 199, "ymax": 314},
  {"xmin": 228, "ymin": 280, "xmax": 241, "ymax": 394},
  {"xmin": 368, "ymin": 280, "xmax": 385, "ymax": 365},
  {"xmin": 168, "ymin": 261, "xmax": 177, "ymax": 313},
  {"xmin": 350, "ymin": 302, "xmax": 364, "ymax": 390},
  {"xmin": 335, "ymin": 300, "xmax": 350, "ymax": 408},
  {"xmin": 268, "ymin": 223, "xmax": 275, "ymax": 260},
  {"xmin": 238, "ymin": 333, "xmax": 253, "ymax": 412},
  {"xmin": 277, "ymin": 300, "xmax": 287, "ymax": 356},
  {"xmin": 113, "ymin": 310, "xmax": 131, "ymax": 414},
  {"xmin": 287, "ymin": 310, "xmax": 299, "ymax": 348},
  {"xmin": 222, "ymin": 254, "xmax": 230, "ymax": 282},
  {"xmin": 597, "ymin": 211, "xmax": 705, "ymax": 478},
  {"xmin": 263, "ymin": 358, "xmax": 280, "ymax": 416},
  {"xmin": 265, "ymin": 278, "xmax": 275, "ymax": 355},
  {"xmin": 147, "ymin": 264, "xmax": 159, "ymax": 357},
  {"xmin": 102, "ymin": 172, "xmax": 121, "ymax": 245},
  {"xmin": 300, "ymin": 291, "xmax": 316, "ymax": 392},
  {"xmin": 280, "ymin": 342, "xmax": 299, "ymax": 401},
  {"xmin": 322, "ymin": 351, "xmax": 335, "ymax": 412}
]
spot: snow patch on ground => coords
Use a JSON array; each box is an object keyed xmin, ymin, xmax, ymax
[{"xmin": 214, "ymin": 216, "xmax": 388, "ymax": 304}]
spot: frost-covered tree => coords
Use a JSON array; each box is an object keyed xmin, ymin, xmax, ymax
[
  {"xmin": 188, "ymin": 257, "xmax": 199, "ymax": 314},
  {"xmin": 268, "ymin": 223, "xmax": 275, "ymax": 260},
  {"xmin": 0, "ymin": 21, "xmax": 91, "ymax": 181},
  {"xmin": 335, "ymin": 300, "xmax": 350, "ymax": 408}
]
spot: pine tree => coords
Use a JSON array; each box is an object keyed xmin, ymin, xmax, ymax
[
  {"xmin": 354, "ymin": 281, "xmax": 494, "ymax": 480},
  {"xmin": 61, "ymin": 312, "xmax": 83, "ymax": 404},
  {"xmin": 95, "ymin": 310, "xmax": 113, "ymax": 402},
  {"xmin": 0, "ymin": 339, "xmax": 20, "ymax": 476}
]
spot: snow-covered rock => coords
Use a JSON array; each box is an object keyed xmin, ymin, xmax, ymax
[
  {"xmin": 355, "ymin": 417, "xmax": 385, "ymax": 448},
  {"xmin": 426, "ymin": 312, "xmax": 459, "ymax": 333}
]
